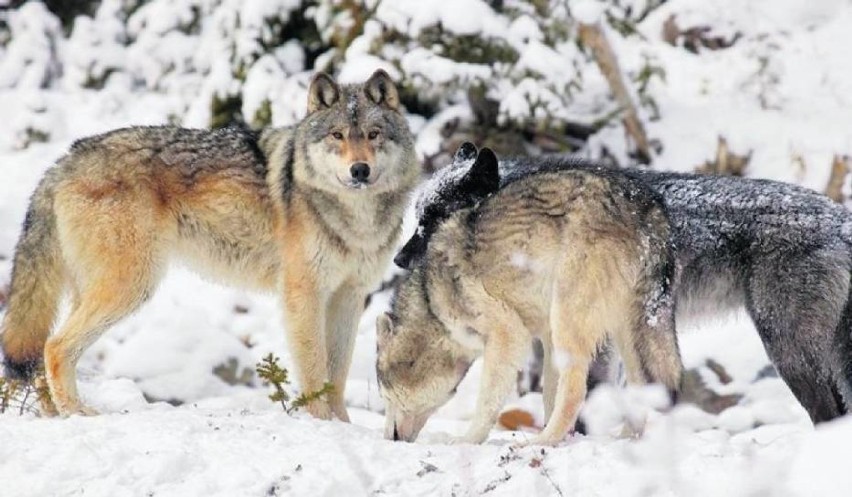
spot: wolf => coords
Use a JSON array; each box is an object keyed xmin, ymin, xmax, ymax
[
  {"xmin": 396, "ymin": 144, "xmax": 852, "ymax": 425},
  {"xmin": 376, "ymin": 145, "xmax": 684, "ymax": 445},
  {"xmin": 0, "ymin": 69, "xmax": 421, "ymax": 420}
]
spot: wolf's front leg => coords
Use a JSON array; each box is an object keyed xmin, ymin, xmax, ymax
[
  {"xmin": 460, "ymin": 332, "xmax": 529, "ymax": 444},
  {"xmin": 281, "ymin": 245, "xmax": 332, "ymax": 420},
  {"xmin": 324, "ymin": 285, "xmax": 366, "ymax": 422},
  {"xmin": 521, "ymin": 357, "xmax": 589, "ymax": 446}
]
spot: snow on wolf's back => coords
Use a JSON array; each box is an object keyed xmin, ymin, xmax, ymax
[{"xmin": 500, "ymin": 156, "xmax": 852, "ymax": 253}]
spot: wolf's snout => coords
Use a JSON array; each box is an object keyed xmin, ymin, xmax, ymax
[
  {"xmin": 350, "ymin": 162, "xmax": 371, "ymax": 182},
  {"xmin": 393, "ymin": 251, "xmax": 410, "ymax": 269}
]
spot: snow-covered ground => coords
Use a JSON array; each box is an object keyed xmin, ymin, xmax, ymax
[{"xmin": 2, "ymin": 0, "xmax": 852, "ymax": 495}]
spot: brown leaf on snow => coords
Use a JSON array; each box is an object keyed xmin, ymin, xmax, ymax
[{"xmin": 499, "ymin": 408, "xmax": 537, "ymax": 431}]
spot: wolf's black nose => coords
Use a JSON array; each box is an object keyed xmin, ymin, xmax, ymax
[{"xmin": 350, "ymin": 162, "xmax": 371, "ymax": 182}]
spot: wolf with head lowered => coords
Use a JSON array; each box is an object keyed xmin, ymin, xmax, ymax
[
  {"xmin": 377, "ymin": 144, "xmax": 684, "ymax": 445},
  {"xmin": 0, "ymin": 70, "xmax": 421, "ymax": 420},
  {"xmin": 393, "ymin": 144, "xmax": 852, "ymax": 434}
]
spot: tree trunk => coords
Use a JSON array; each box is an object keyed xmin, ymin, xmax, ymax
[
  {"xmin": 825, "ymin": 155, "xmax": 850, "ymax": 203},
  {"xmin": 579, "ymin": 21, "xmax": 652, "ymax": 164}
]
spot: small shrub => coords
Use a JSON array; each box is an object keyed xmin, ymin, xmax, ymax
[
  {"xmin": 0, "ymin": 373, "xmax": 49, "ymax": 416},
  {"xmin": 255, "ymin": 353, "xmax": 334, "ymax": 414}
]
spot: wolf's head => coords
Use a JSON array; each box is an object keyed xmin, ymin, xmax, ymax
[
  {"xmin": 376, "ymin": 310, "xmax": 472, "ymax": 442},
  {"xmin": 394, "ymin": 143, "xmax": 499, "ymax": 269},
  {"xmin": 298, "ymin": 69, "xmax": 418, "ymax": 193}
]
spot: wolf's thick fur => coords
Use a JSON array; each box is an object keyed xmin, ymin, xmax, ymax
[
  {"xmin": 505, "ymin": 158, "xmax": 852, "ymax": 423},
  {"xmin": 398, "ymin": 149, "xmax": 852, "ymax": 425},
  {"xmin": 376, "ymin": 147, "xmax": 683, "ymax": 445},
  {"xmin": 0, "ymin": 70, "xmax": 420, "ymax": 419}
]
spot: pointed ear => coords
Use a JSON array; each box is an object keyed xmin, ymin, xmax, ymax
[
  {"xmin": 364, "ymin": 69, "xmax": 400, "ymax": 111},
  {"xmin": 461, "ymin": 147, "xmax": 500, "ymax": 197},
  {"xmin": 376, "ymin": 312, "xmax": 395, "ymax": 341},
  {"xmin": 454, "ymin": 142, "xmax": 478, "ymax": 164},
  {"xmin": 307, "ymin": 72, "xmax": 340, "ymax": 113}
]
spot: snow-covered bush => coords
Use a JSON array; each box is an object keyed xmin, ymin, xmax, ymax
[
  {"xmin": 0, "ymin": 2, "xmax": 63, "ymax": 89},
  {"xmin": 0, "ymin": 0, "xmax": 663, "ymax": 159},
  {"xmin": 0, "ymin": 0, "xmax": 847, "ymax": 175}
]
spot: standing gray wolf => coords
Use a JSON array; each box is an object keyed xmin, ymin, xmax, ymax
[
  {"xmin": 377, "ymin": 145, "xmax": 683, "ymax": 445},
  {"xmin": 396, "ymin": 145, "xmax": 852, "ymax": 425},
  {"xmin": 0, "ymin": 69, "xmax": 421, "ymax": 420}
]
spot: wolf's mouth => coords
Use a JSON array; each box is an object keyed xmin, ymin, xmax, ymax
[{"xmin": 337, "ymin": 174, "xmax": 381, "ymax": 189}]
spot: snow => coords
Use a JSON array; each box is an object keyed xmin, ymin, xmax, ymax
[
  {"xmin": 1, "ymin": 0, "xmax": 852, "ymax": 494},
  {"xmin": 0, "ymin": 2, "xmax": 61, "ymax": 89},
  {"xmin": 0, "ymin": 388, "xmax": 835, "ymax": 496},
  {"xmin": 375, "ymin": 0, "xmax": 508, "ymax": 39},
  {"xmin": 572, "ymin": 0, "xmax": 607, "ymax": 24}
]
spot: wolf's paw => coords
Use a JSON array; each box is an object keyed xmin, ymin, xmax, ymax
[
  {"xmin": 332, "ymin": 406, "xmax": 351, "ymax": 423},
  {"xmin": 57, "ymin": 403, "xmax": 99, "ymax": 417},
  {"xmin": 511, "ymin": 432, "xmax": 570, "ymax": 448},
  {"xmin": 304, "ymin": 400, "xmax": 333, "ymax": 421},
  {"xmin": 329, "ymin": 397, "xmax": 351, "ymax": 423},
  {"xmin": 75, "ymin": 404, "xmax": 100, "ymax": 416},
  {"xmin": 37, "ymin": 395, "xmax": 59, "ymax": 417}
]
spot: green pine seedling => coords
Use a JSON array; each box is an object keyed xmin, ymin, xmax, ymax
[{"xmin": 256, "ymin": 353, "xmax": 334, "ymax": 414}]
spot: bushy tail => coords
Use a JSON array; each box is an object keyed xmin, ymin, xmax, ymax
[{"xmin": 1, "ymin": 169, "xmax": 65, "ymax": 381}]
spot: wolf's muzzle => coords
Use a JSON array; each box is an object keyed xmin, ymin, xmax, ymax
[
  {"xmin": 394, "ymin": 230, "xmax": 425, "ymax": 269},
  {"xmin": 350, "ymin": 162, "xmax": 371, "ymax": 183}
]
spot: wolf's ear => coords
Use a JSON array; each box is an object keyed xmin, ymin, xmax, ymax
[
  {"xmin": 461, "ymin": 147, "xmax": 500, "ymax": 197},
  {"xmin": 376, "ymin": 312, "xmax": 395, "ymax": 341},
  {"xmin": 307, "ymin": 72, "xmax": 340, "ymax": 113},
  {"xmin": 364, "ymin": 69, "xmax": 400, "ymax": 111},
  {"xmin": 454, "ymin": 142, "xmax": 478, "ymax": 164}
]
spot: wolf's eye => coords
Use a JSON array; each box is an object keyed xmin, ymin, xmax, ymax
[
  {"xmin": 331, "ymin": 131, "xmax": 344, "ymax": 140},
  {"xmin": 368, "ymin": 130, "xmax": 380, "ymax": 140}
]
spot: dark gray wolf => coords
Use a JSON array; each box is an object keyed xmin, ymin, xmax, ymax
[
  {"xmin": 0, "ymin": 70, "xmax": 421, "ymax": 420},
  {"xmin": 377, "ymin": 145, "xmax": 683, "ymax": 444},
  {"xmin": 396, "ymin": 144, "xmax": 852, "ymax": 424}
]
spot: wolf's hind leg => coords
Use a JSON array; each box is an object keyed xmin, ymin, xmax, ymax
[
  {"xmin": 747, "ymin": 251, "xmax": 849, "ymax": 423},
  {"xmin": 47, "ymin": 185, "xmax": 162, "ymax": 416},
  {"xmin": 524, "ymin": 273, "xmax": 605, "ymax": 447},
  {"xmin": 44, "ymin": 261, "xmax": 158, "ymax": 416},
  {"xmin": 527, "ymin": 352, "xmax": 591, "ymax": 446},
  {"xmin": 608, "ymin": 299, "xmax": 682, "ymax": 438},
  {"xmin": 628, "ymin": 297, "xmax": 683, "ymax": 399}
]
